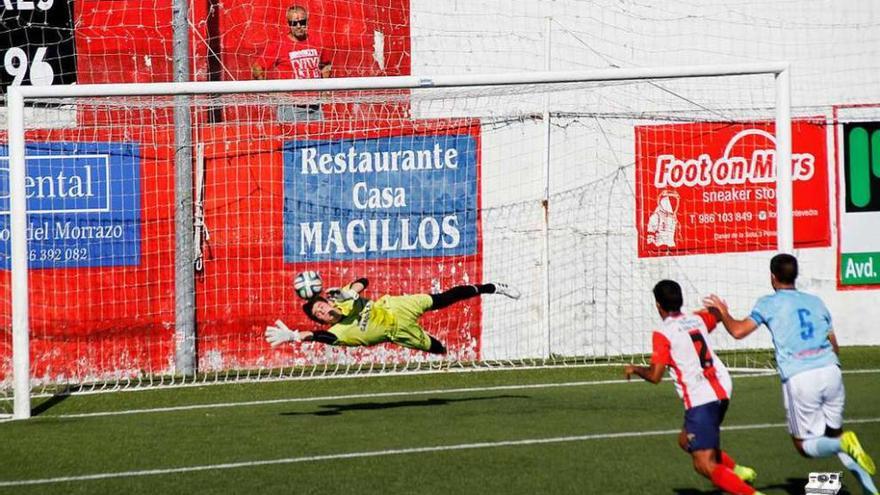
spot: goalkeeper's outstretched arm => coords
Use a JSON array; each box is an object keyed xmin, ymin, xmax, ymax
[
  {"xmin": 265, "ymin": 320, "xmax": 340, "ymax": 347},
  {"xmin": 265, "ymin": 320, "xmax": 301, "ymax": 347}
]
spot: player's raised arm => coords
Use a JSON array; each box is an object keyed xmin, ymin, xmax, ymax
[
  {"xmin": 702, "ymin": 294, "xmax": 759, "ymax": 339},
  {"xmin": 326, "ymin": 278, "xmax": 367, "ymax": 302},
  {"xmin": 339, "ymin": 278, "xmax": 369, "ymax": 300},
  {"xmin": 349, "ymin": 277, "xmax": 368, "ymax": 294}
]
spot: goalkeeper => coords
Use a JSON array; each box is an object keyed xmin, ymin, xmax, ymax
[{"xmin": 265, "ymin": 278, "xmax": 520, "ymax": 354}]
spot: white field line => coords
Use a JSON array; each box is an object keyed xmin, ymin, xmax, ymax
[
  {"xmin": 4, "ymin": 364, "xmax": 878, "ymax": 402},
  {"xmin": 2, "ymin": 417, "xmax": 879, "ymax": 487},
  {"xmin": 11, "ymin": 368, "xmax": 879, "ymax": 421}
]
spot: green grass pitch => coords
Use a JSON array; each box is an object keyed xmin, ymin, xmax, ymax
[{"xmin": 1, "ymin": 347, "xmax": 878, "ymax": 494}]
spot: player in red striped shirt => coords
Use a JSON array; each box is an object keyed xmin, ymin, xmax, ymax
[{"xmin": 625, "ymin": 280, "xmax": 764, "ymax": 495}]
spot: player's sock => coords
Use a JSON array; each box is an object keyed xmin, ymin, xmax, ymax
[
  {"xmin": 430, "ymin": 283, "xmax": 516, "ymax": 310},
  {"xmin": 719, "ymin": 450, "xmax": 737, "ymax": 468},
  {"xmin": 429, "ymin": 285, "xmax": 486, "ymax": 310},
  {"xmin": 710, "ymin": 465, "xmax": 756, "ymax": 495},
  {"xmin": 838, "ymin": 452, "xmax": 879, "ymax": 494},
  {"xmin": 720, "ymin": 451, "xmax": 757, "ymax": 484},
  {"xmin": 802, "ymin": 436, "xmax": 842, "ymax": 458}
]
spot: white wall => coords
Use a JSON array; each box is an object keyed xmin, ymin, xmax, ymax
[{"xmin": 410, "ymin": 0, "xmax": 880, "ymax": 357}]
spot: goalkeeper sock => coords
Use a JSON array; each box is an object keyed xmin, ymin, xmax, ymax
[
  {"xmin": 710, "ymin": 465, "xmax": 756, "ymax": 495},
  {"xmin": 429, "ymin": 284, "xmax": 492, "ymax": 310},
  {"xmin": 427, "ymin": 336, "xmax": 447, "ymax": 355},
  {"xmin": 803, "ymin": 436, "xmax": 842, "ymax": 458},
  {"xmin": 838, "ymin": 452, "xmax": 879, "ymax": 494}
]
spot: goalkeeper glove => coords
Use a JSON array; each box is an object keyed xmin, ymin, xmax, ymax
[
  {"xmin": 326, "ymin": 287, "xmax": 358, "ymax": 302},
  {"xmin": 265, "ymin": 319, "xmax": 302, "ymax": 347}
]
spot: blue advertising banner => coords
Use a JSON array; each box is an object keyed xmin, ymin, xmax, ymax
[
  {"xmin": 0, "ymin": 142, "xmax": 141, "ymax": 268},
  {"xmin": 283, "ymin": 135, "xmax": 478, "ymax": 262}
]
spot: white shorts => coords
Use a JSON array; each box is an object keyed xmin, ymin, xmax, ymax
[{"xmin": 782, "ymin": 365, "xmax": 845, "ymax": 439}]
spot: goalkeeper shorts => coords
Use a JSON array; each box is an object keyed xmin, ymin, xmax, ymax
[{"xmin": 382, "ymin": 294, "xmax": 433, "ymax": 351}]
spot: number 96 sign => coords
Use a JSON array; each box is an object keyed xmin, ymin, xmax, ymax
[
  {"xmin": 0, "ymin": 0, "xmax": 77, "ymax": 91},
  {"xmin": 5, "ymin": 47, "xmax": 55, "ymax": 86}
]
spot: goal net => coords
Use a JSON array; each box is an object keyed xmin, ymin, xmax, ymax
[{"xmin": 1, "ymin": 66, "xmax": 798, "ymax": 418}]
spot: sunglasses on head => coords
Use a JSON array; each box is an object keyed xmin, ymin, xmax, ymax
[{"xmin": 288, "ymin": 19, "xmax": 308, "ymax": 27}]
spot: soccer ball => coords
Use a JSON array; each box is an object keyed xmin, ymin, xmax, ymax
[{"xmin": 293, "ymin": 271, "xmax": 323, "ymax": 299}]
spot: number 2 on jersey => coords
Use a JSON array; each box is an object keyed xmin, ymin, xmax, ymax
[
  {"xmin": 797, "ymin": 308, "xmax": 814, "ymax": 340},
  {"xmin": 689, "ymin": 331, "xmax": 713, "ymax": 369}
]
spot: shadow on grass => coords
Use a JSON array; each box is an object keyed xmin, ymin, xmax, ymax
[
  {"xmin": 281, "ymin": 394, "xmax": 529, "ymax": 416},
  {"xmin": 30, "ymin": 389, "xmax": 72, "ymax": 417},
  {"xmin": 674, "ymin": 477, "xmax": 854, "ymax": 495}
]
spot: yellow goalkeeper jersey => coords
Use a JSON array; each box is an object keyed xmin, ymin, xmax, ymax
[{"xmin": 327, "ymin": 285, "xmax": 396, "ymax": 346}]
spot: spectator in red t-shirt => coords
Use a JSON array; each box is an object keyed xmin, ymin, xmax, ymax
[{"xmin": 251, "ymin": 5, "xmax": 331, "ymax": 121}]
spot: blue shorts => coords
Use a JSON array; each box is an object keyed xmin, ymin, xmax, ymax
[{"xmin": 683, "ymin": 399, "xmax": 729, "ymax": 452}]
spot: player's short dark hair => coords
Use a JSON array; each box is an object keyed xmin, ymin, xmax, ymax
[
  {"xmin": 770, "ymin": 253, "xmax": 798, "ymax": 284},
  {"xmin": 653, "ymin": 280, "xmax": 683, "ymax": 312},
  {"xmin": 302, "ymin": 296, "xmax": 327, "ymax": 324}
]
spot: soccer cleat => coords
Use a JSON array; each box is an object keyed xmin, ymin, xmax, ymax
[
  {"xmin": 493, "ymin": 282, "xmax": 521, "ymax": 300},
  {"xmin": 733, "ymin": 464, "xmax": 757, "ymax": 485},
  {"xmin": 841, "ymin": 431, "xmax": 876, "ymax": 475}
]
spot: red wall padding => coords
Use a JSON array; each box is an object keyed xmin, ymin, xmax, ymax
[{"xmin": 0, "ymin": 1, "xmax": 450, "ymax": 383}]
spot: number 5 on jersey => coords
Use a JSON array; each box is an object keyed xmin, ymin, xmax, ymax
[{"xmin": 797, "ymin": 308, "xmax": 814, "ymax": 340}]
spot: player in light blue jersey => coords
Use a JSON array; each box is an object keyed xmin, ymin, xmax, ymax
[{"xmin": 704, "ymin": 254, "xmax": 877, "ymax": 495}]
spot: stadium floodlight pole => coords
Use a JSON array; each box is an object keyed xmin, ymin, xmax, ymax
[
  {"xmin": 172, "ymin": 0, "xmax": 196, "ymax": 377},
  {"xmin": 774, "ymin": 65, "xmax": 794, "ymax": 253},
  {"xmin": 541, "ymin": 16, "xmax": 552, "ymax": 358}
]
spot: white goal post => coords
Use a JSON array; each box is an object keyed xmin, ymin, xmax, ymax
[{"xmin": 5, "ymin": 63, "xmax": 792, "ymax": 420}]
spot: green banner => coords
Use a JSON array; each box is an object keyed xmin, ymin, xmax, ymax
[
  {"xmin": 840, "ymin": 252, "xmax": 880, "ymax": 285},
  {"xmin": 845, "ymin": 125, "xmax": 880, "ymax": 212}
]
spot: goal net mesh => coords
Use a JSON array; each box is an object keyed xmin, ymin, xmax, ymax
[{"xmin": 0, "ymin": 73, "xmax": 789, "ymax": 408}]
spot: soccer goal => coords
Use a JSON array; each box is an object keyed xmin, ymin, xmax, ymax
[{"xmin": 2, "ymin": 64, "xmax": 793, "ymax": 419}]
